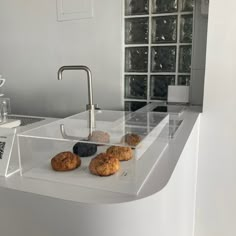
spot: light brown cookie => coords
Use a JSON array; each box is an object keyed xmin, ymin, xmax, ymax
[
  {"xmin": 88, "ymin": 130, "xmax": 110, "ymax": 144},
  {"xmin": 106, "ymin": 146, "xmax": 133, "ymax": 161},
  {"xmin": 51, "ymin": 151, "xmax": 81, "ymax": 171},
  {"xmin": 121, "ymin": 133, "xmax": 141, "ymax": 146},
  {"xmin": 89, "ymin": 153, "xmax": 120, "ymax": 176}
]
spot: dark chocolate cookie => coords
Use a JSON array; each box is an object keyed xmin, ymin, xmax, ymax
[{"xmin": 73, "ymin": 141, "xmax": 97, "ymax": 157}]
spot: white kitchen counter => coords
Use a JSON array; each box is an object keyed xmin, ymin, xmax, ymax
[{"xmin": 0, "ymin": 107, "xmax": 201, "ymax": 236}]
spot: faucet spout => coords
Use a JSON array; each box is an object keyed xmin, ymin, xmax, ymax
[
  {"xmin": 57, "ymin": 65, "xmax": 94, "ymax": 109},
  {"xmin": 57, "ymin": 65, "xmax": 97, "ymax": 131}
]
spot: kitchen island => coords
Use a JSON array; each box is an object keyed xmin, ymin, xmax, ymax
[{"xmin": 0, "ymin": 106, "xmax": 201, "ymax": 236}]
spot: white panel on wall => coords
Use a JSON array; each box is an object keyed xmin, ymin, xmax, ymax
[
  {"xmin": 168, "ymin": 85, "xmax": 190, "ymax": 104},
  {"xmin": 57, "ymin": 0, "xmax": 94, "ymax": 21}
]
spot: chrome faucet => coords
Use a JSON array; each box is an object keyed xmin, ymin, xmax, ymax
[
  {"xmin": 57, "ymin": 65, "xmax": 97, "ymax": 110},
  {"xmin": 57, "ymin": 65, "xmax": 97, "ymax": 130}
]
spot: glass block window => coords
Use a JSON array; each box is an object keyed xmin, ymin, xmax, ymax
[
  {"xmin": 151, "ymin": 46, "xmax": 176, "ymax": 72},
  {"xmin": 125, "ymin": 75, "xmax": 147, "ymax": 99},
  {"xmin": 125, "ymin": 18, "xmax": 149, "ymax": 44},
  {"xmin": 181, "ymin": 0, "xmax": 194, "ymax": 12},
  {"xmin": 150, "ymin": 75, "xmax": 175, "ymax": 100},
  {"xmin": 152, "ymin": 15, "xmax": 177, "ymax": 43},
  {"xmin": 179, "ymin": 45, "xmax": 192, "ymax": 72},
  {"xmin": 125, "ymin": 47, "xmax": 148, "ymax": 72},
  {"xmin": 152, "ymin": 0, "xmax": 178, "ymax": 14},
  {"xmin": 178, "ymin": 75, "xmax": 190, "ymax": 85},
  {"xmin": 124, "ymin": 0, "xmax": 194, "ymax": 110},
  {"xmin": 125, "ymin": 0, "xmax": 149, "ymax": 16},
  {"xmin": 180, "ymin": 14, "xmax": 193, "ymax": 43}
]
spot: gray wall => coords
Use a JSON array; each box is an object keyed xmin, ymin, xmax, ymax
[
  {"xmin": 0, "ymin": 0, "xmax": 123, "ymax": 118},
  {"xmin": 190, "ymin": 0, "xmax": 208, "ymax": 105}
]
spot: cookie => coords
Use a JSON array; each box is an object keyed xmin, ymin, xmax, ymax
[
  {"xmin": 89, "ymin": 153, "xmax": 120, "ymax": 176},
  {"xmin": 73, "ymin": 141, "xmax": 97, "ymax": 157},
  {"xmin": 121, "ymin": 133, "xmax": 141, "ymax": 146},
  {"xmin": 88, "ymin": 130, "xmax": 110, "ymax": 144},
  {"xmin": 51, "ymin": 151, "xmax": 81, "ymax": 171},
  {"xmin": 106, "ymin": 146, "xmax": 133, "ymax": 161}
]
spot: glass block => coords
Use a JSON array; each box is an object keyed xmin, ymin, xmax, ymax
[
  {"xmin": 180, "ymin": 14, "xmax": 193, "ymax": 43},
  {"xmin": 151, "ymin": 46, "xmax": 176, "ymax": 72},
  {"xmin": 178, "ymin": 75, "xmax": 190, "ymax": 85},
  {"xmin": 152, "ymin": 0, "xmax": 178, "ymax": 13},
  {"xmin": 150, "ymin": 75, "xmax": 175, "ymax": 100},
  {"xmin": 125, "ymin": 18, "xmax": 149, "ymax": 44},
  {"xmin": 125, "ymin": 47, "xmax": 148, "ymax": 72},
  {"xmin": 152, "ymin": 16, "xmax": 177, "ymax": 44},
  {"xmin": 179, "ymin": 45, "xmax": 192, "ymax": 73},
  {"xmin": 125, "ymin": 75, "xmax": 147, "ymax": 99},
  {"xmin": 181, "ymin": 0, "xmax": 194, "ymax": 12},
  {"xmin": 125, "ymin": 101, "xmax": 147, "ymax": 111},
  {"xmin": 125, "ymin": 0, "xmax": 149, "ymax": 16}
]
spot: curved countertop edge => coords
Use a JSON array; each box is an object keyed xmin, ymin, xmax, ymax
[
  {"xmin": 138, "ymin": 107, "xmax": 201, "ymax": 198},
  {"xmin": 0, "ymin": 107, "xmax": 201, "ymax": 205}
]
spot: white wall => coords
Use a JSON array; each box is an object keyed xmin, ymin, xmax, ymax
[
  {"xmin": 195, "ymin": 0, "xmax": 236, "ymax": 235},
  {"xmin": 0, "ymin": 0, "xmax": 123, "ymax": 117}
]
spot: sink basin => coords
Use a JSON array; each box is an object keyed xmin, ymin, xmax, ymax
[{"xmin": 152, "ymin": 105, "xmax": 185, "ymax": 115}]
